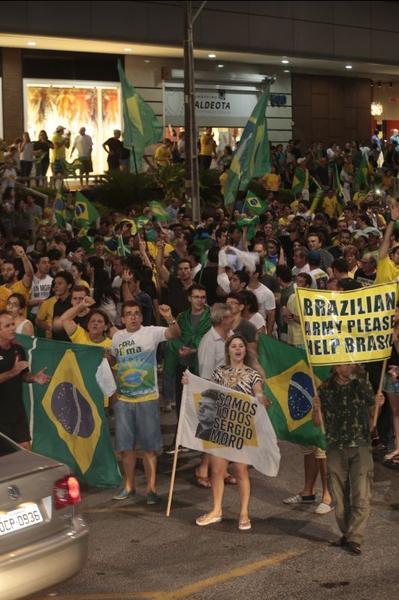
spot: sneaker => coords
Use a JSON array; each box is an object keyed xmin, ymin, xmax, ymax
[
  {"xmin": 283, "ymin": 493, "xmax": 316, "ymax": 505},
  {"xmin": 315, "ymin": 502, "xmax": 334, "ymax": 515},
  {"xmin": 112, "ymin": 488, "xmax": 136, "ymax": 501},
  {"xmin": 146, "ymin": 491, "xmax": 161, "ymax": 505}
]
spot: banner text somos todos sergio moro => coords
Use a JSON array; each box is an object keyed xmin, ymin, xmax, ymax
[{"xmin": 296, "ymin": 283, "xmax": 398, "ymax": 366}]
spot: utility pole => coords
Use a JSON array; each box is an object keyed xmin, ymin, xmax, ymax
[{"xmin": 183, "ymin": 1, "xmax": 206, "ymax": 224}]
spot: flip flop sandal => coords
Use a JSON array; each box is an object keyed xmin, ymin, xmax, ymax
[
  {"xmin": 238, "ymin": 518, "xmax": 252, "ymax": 530},
  {"xmin": 195, "ymin": 475, "xmax": 212, "ymax": 489},
  {"xmin": 224, "ymin": 474, "xmax": 238, "ymax": 485}
]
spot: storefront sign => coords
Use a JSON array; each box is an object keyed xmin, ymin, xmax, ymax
[{"xmin": 165, "ymin": 88, "xmax": 259, "ymax": 126}]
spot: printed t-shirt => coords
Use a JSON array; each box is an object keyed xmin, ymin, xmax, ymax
[
  {"xmin": 111, "ymin": 326, "xmax": 167, "ymax": 403},
  {"xmin": 30, "ymin": 275, "xmax": 53, "ymax": 315},
  {"xmin": 375, "ymin": 255, "xmax": 399, "ymax": 284}
]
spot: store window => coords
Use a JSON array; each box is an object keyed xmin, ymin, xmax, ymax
[{"xmin": 23, "ymin": 79, "xmax": 121, "ymax": 174}]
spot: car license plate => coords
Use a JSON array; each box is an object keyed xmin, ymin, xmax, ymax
[{"xmin": 0, "ymin": 503, "xmax": 43, "ymax": 536}]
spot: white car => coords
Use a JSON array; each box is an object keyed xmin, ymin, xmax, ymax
[{"xmin": 0, "ymin": 433, "xmax": 88, "ymax": 600}]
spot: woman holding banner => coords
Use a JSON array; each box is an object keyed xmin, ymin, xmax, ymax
[{"xmin": 194, "ymin": 334, "xmax": 267, "ymax": 531}]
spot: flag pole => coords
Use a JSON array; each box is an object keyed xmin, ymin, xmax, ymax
[
  {"xmin": 131, "ymin": 145, "xmax": 139, "ymax": 175},
  {"xmin": 166, "ymin": 380, "xmax": 187, "ymax": 517},
  {"xmin": 372, "ymin": 358, "xmax": 388, "ymax": 430},
  {"xmin": 295, "ymin": 287, "xmax": 325, "ymax": 434}
]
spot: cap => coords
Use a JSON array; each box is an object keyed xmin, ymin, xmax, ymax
[
  {"xmin": 353, "ymin": 230, "xmax": 369, "ymax": 240},
  {"xmin": 363, "ymin": 226, "xmax": 382, "ymax": 238},
  {"xmin": 56, "ymin": 125, "xmax": 65, "ymax": 133},
  {"xmin": 297, "ymin": 157, "xmax": 306, "ymax": 165}
]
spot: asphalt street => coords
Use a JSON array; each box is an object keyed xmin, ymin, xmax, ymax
[{"xmin": 38, "ymin": 416, "xmax": 399, "ymax": 600}]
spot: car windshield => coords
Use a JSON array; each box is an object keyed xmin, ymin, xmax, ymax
[{"xmin": 0, "ymin": 434, "xmax": 21, "ymax": 457}]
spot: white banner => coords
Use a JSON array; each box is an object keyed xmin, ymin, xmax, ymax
[{"xmin": 178, "ymin": 372, "xmax": 280, "ymax": 477}]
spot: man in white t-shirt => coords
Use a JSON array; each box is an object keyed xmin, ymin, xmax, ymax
[
  {"xmin": 28, "ymin": 255, "xmax": 53, "ymax": 316},
  {"xmin": 111, "ymin": 301, "xmax": 180, "ymax": 504},
  {"xmin": 247, "ymin": 265, "xmax": 276, "ymax": 336},
  {"xmin": 291, "ymin": 247, "xmax": 312, "ymax": 278},
  {"xmin": 71, "ymin": 127, "xmax": 93, "ymax": 185}
]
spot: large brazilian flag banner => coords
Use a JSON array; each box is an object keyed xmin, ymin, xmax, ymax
[
  {"xmin": 18, "ymin": 335, "xmax": 121, "ymax": 488},
  {"xmin": 258, "ymin": 335, "xmax": 329, "ymax": 449}
]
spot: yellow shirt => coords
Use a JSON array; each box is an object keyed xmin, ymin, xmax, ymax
[
  {"xmin": 50, "ymin": 133, "xmax": 66, "ymax": 162},
  {"xmin": 290, "ymin": 199, "xmax": 299, "ymax": 212},
  {"xmin": 70, "ymin": 326, "xmax": 112, "ymax": 406},
  {"xmin": 154, "ymin": 145, "xmax": 171, "ymax": 166},
  {"xmin": 376, "ymin": 255, "xmax": 399, "ymax": 284},
  {"xmin": 263, "ymin": 173, "xmax": 281, "ymax": 192},
  {"xmin": 36, "ymin": 296, "xmax": 57, "ymax": 338},
  {"xmin": 287, "ymin": 294, "xmax": 304, "ymax": 347},
  {"xmin": 70, "ymin": 325, "xmax": 112, "ymax": 349},
  {"xmin": 75, "ymin": 279, "xmax": 90, "ymax": 289},
  {"xmin": 9, "ymin": 280, "xmax": 30, "ymax": 301},
  {"xmin": 146, "ymin": 241, "xmax": 174, "ymax": 260},
  {"xmin": 322, "ymin": 195, "xmax": 338, "ymax": 219},
  {"xmin": 200, "ymin": 134, "xmax": 215, "ymax": 156},
  {"xmin": 219, "ymin": 171, "xmax": 228, "ymax": 194},
  {"xmin": 0, "ymin": 287, "xmax": 11, "ymax": 311}
]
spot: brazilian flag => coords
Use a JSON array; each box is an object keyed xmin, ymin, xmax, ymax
[
  {"xmin": 224, "ymin": 87, "xmax": 270, "ymax": 207},
  {"xmin": 244, "ymin": 191, "xmax": 267, "ymax": 216},
  {"xmin": 236, "ymin": 214, "xmax": 259, "ymax": 240},
  {"xmin": 77, "ymin": 234, "xmax": 94, "ymax": 253},
  {"xmin": 118, "ymin": 60, "xmax": 163, "ymax": 171},
  {"xmin": 54, "ymin": 192, "xmax": 66, "ymax": 228},
  {"xmin": 149, "ymin": 201, "xmax": 169, "ymax": 222},
  {"xmin": 258, "ymin": 335, "xmax": 329, "ymax": 449},
  {"xmin": 291, "ymin": 167, "xmax": 305, "ymax": 194},
  {"xmin": 74, "ymin": 191, "xmax": 99, "ymax": 228},
  {"xmin": 135, "ymin": 215, "xmax": 150, "ymax": 229},
  {"xmin": 356, "ymin": 154, "xmax": 369, "ymax": 190},
  {"xmin": 19, "ymin": 335, "xmax": 121, "ymax": 488}
]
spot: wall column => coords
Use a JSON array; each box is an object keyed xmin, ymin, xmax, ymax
[{"xmin": 2, "ymin": 48, "xmax": 24, "ymax": 142}]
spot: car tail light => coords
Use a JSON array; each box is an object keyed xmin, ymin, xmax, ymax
[{"xmin": 54, "ymin": 476, "xmax": 81, "ymax": 510}]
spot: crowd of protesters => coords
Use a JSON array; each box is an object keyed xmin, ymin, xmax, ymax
[{"xmin": 1, "ymin": 127, "xmax": 399, "ymax": 555}]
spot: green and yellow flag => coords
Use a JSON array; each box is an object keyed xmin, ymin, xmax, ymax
[
  {"xmin": 291, "ymin": 167, "xmax": 305, "ymax": 194},
  {"xmin": 223, "ymin": 88, "xmax": 270, "ymax": 207},
  {"xmin": 236, "ymin": 214, "xmax": 259, "ymax": 240},
  {"xmin": 19, "ymin": 335, "xmax": 121, "ymax": 487},
  {"xmin": 54, "ymin": 192, "xmax": 67, "ymax": 228},
  {"xmin": 74, "ymin": 191, "xmax": 99, "ymax": 228},
  {"xmin": 258, "ymin": 335, "xmax": 329, "ymax": 448},
  {"xmin": 356, "ymin": 154, "xmax": 369, "ymax": 189},
  {"xmin": 149, "ymin": 201, "xmax": 169, "ymax": 222},
  {"xmin": 244, "ymin": 191, "xmax": 268, "ymax": 216},
  {"xmin": 309, "ymin": 177, "xmax": 323, "ymax": 214},
  {"xmin": 118, "ymin": 60, "xmax": 163, "ymax": 171}
]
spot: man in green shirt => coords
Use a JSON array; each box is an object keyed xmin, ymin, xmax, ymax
[{"xmin": 313, "ymin": 364, "xmax": 384, "ymax": 555}]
